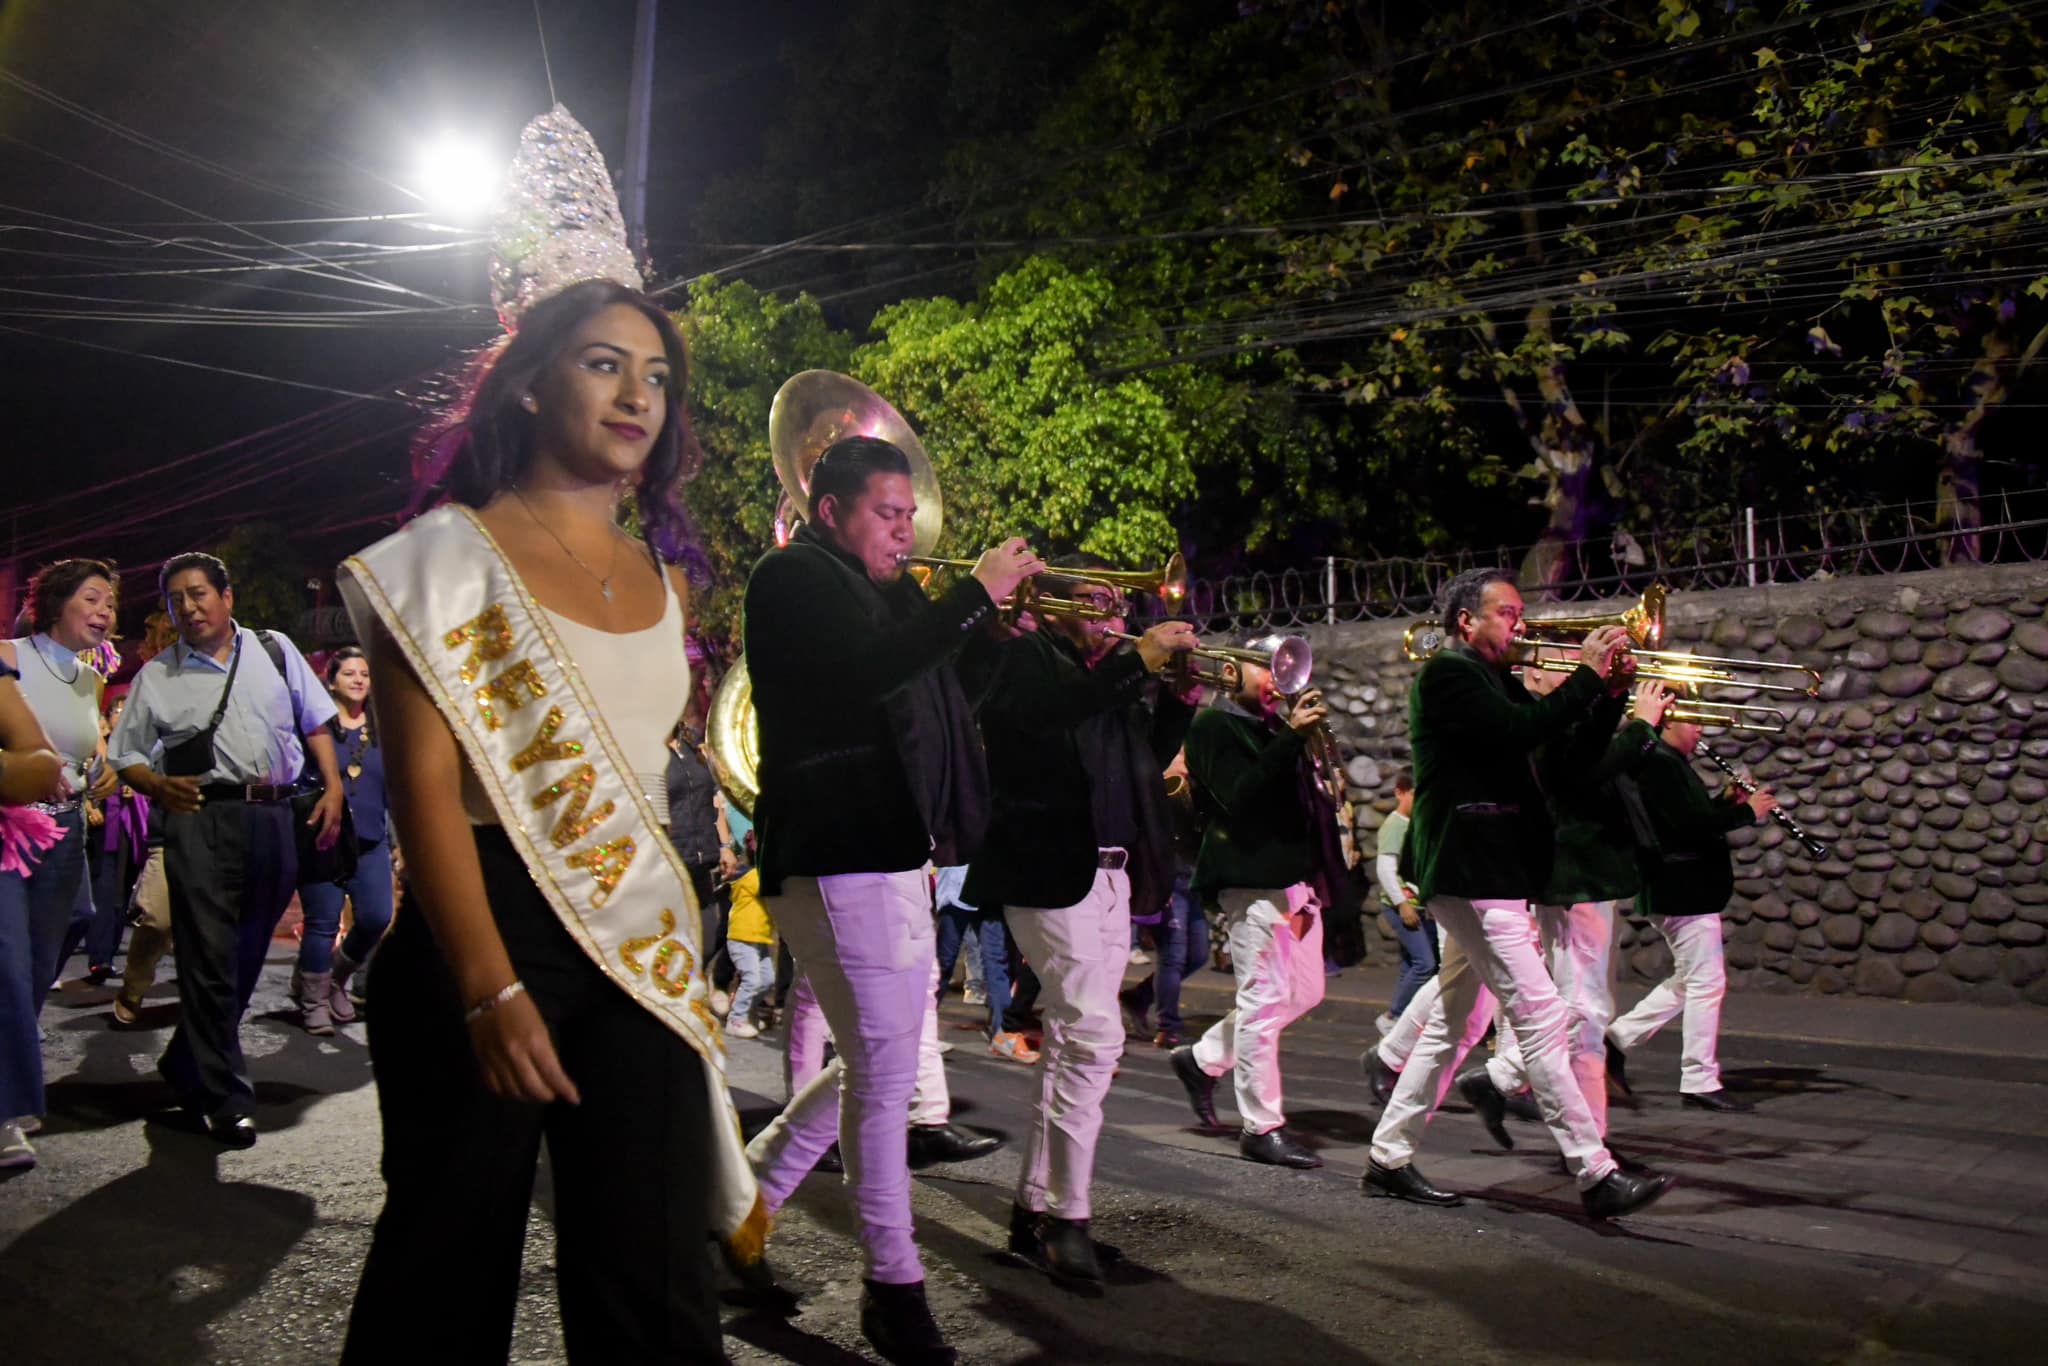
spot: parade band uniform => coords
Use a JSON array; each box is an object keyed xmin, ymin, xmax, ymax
[
  {"xmin": 1181, "ymin": 696, "xmax": 1341, "ymax": 1142},
  {"xmin": 108, "ymin": 625, "xmax": 335, "ymax": 1124},
  {"xmin": 1606, "ymin": 737, "xmax": 1759, "ymax": 1096},
  {"xmin": 962, "ymin": 628, "xmax": 1191, "ymax": 1227},
  {"xmin": 742, "ymin": 520, "xmax": 995, "ymax": 1288},
  {"xmin": 1486, "ymin": 690, "xmax": 1660, "ymax": 1134},
  {"xmin": 1368, "ymin": 641, "xmax": 1625, "ymax": 1188}
]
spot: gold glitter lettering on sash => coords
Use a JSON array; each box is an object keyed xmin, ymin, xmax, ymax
[
  {"xmin": 475, "ymin": 659, "xmax": 547, "ymax": 731},
  {"xmin": 618, "ymin": 908, "xmax": 675, "ymax": 976},
  {"xmin": 444, "ymin": 605, "xmax": 515, "ymax": 685},
  {"xmin": 509, "ymin": 706, "xmax": 583, "ymax": 772},
  {"xmin": 566, "ymin": 836, "xmax": 636, "ymax": 906},
  {"xmin": 534, "ymin": 762, "xmax": 615, "ymax": 847},
  {"xmin": 651, "ymin": 933, "xmax": 696, "ymax": 997}
]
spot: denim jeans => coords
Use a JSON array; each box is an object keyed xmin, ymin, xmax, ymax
[
  {"xmin": 0, "ymin": 808, "xmax": 87, "ymax": 1119},
  {"xmin": 935, "ymin": 901, "xmax": 1010, "ymax": 1037},
  {"xmin": 298, "ymin": 841, "xmax": 397, "ymax": 974},
  {"xmin": 727, "ymin": 938, "xmax": 774, "ymax": 1022},
  {"xmin": 1125, "ymin": 867, "xmax": 1207, "ymax": 1036},
  {"xmin": 1381, "ymin": 904, "xmax": 1439, "ymax": 1016}
]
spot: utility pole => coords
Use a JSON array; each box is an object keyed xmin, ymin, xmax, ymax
[{"xmin": 622, "ymin": 0, "xmax": 658, "ymax": 256}]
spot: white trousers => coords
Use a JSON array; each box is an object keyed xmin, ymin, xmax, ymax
[
  {"xmin": 1369, "ymin": 897, "xmax": 1616, "ymax": 1189},
  {"xmin": 1190, "ymin": 885, "xmax": 1325, "ymax": 1136},
  {"xmin": 1491, "ymin": 900, "xmax": 1617, "ymax": 1135},
  {"xmin": 783, "ymin": 953, "xmax": 950, "ymax": 1125},
  {"xmin": 1005, "ymin": 866, "xmax": 1131, "ymax": 1220},
  {"xmin": 1608, "ymin": 913, "xmax": 1726, "ymax": 1094},
  {"xmin": 747, "ymin": 871, "xmax": 931, "ymax": 1284}
]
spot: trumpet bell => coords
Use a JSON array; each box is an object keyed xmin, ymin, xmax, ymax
[
  {"xmin": 768, "ymin": 370, "xmax": 944, "ymax": 557},
  {"xmin": 1262, "ymin": 635, "xmax": 1314, "ymax": 696},
  {"xmin": 1520, "ymin": 583, "xmax": 1667, "ymax": 650},
  {"xmin": 705, "ymin": 659, "xmax": 761, "ymax": 819}
]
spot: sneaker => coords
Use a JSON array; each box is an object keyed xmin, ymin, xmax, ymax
[
  {"xmin": 962, "ymin": 986, "xmax": 988, "ymax": 1007},
  {"xmin": 710, "ymin": 989, "xmax": 732, "ymax": 1018},
  {"xmin": 936, "ymin": 1040, "xmax": 955, "ymax": 1055},
  {"xmin": 728, "ymin": 1018, "xmax": 760, "ymax": 1040},
  {"xmin": 1374, "ymin": 1011, "xmax": 1396, "ymax": 1037},
  {"xmin": 989, "ymin": 1031, "xmax": 1041, "ymax": 1064},
  {"xmin": 0, "ymin": 1121, "xmax": 34, "ymax": 1169},
  {"xmin": 1128, "ymin": 949, "xmax": 1152, "ymax": 966}
]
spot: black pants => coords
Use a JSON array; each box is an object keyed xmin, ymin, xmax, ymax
[
  {"xmin": 159, "ymin": 799, "xmax": 297, "ymax": 1118},
  {"xmin": 343, "ymin": 827, "xmax": 723, "ymax": 1365},
  {"xmin": 686, "ymin": 860, "xmax": 734, "ymax": 990}
]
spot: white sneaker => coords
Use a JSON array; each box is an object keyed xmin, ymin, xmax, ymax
[
  {"xmin": 1129, "ymin": 949, "xmax": 1152, "ymax": 966},
  {"xmin": 0, "ymin": 1121, "xmax": 35, "ymax": 1169},
  {"xmin": 710, "ymin": 989, "xmax": 732, "ymax": 1018},
  {"xmin": 1374, "ymin": 1011, "xmax": 1396, "ymax": 1037},
  {"xmin": 727, "ymin": 1019, "xmax": 760, "ymax": 1040},
  {"xmin": 962, "ymin": 986, "xmax": 987, "ymax": 1007}
]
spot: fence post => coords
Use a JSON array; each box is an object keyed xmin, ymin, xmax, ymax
[
  {"xmin": 1325, "ymin": 557, "xmax": 1337, "ymax": 626},
  {"xmin": 1745, "ymin": 506, "xmax": 1757, "ymax": 588}
]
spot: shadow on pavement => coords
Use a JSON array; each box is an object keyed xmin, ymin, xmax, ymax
[{"xmin": 0, "ymin": 1121, "xmax": 317, "ymax": 1366}]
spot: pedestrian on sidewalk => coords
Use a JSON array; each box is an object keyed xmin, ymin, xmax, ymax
[
  {"xmin": 1373, "ymin": 769, "xmax": 1433, "ymax": 1034},
  {"xmin": 293, "ymin": 647, "xmax": 395, "ymax": 1035},
  {"xmin": 1120, "ymin": 747, "xmax": 1209, "ymax": 1049},
  {"xmin": 724, "ymin": 844, "xmax": 774, "ymax": 1039},
  {"xmin": 933, "ymin": 863, "xmax": 1033, "ymax": 1061}
]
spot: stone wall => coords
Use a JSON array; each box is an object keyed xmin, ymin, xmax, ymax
[{"xmin": 1310, "ymin": 561, "xmax": 2048, "ymax": 1007}]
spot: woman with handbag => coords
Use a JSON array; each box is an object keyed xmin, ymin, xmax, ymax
[{"xmin": 293, "ymin": 647, "xmax": 392, "ymax": 1035}]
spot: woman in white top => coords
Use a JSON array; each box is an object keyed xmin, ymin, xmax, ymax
[
  {"xmin": 0, "ymin": 558, "xmax": 119, "ymax": 1166},
  {"xmin": 341, "ymin": 279, "xmax": 738, "ymax": 1363}
]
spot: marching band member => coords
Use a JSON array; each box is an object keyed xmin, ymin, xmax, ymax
[
  {"xmin": 1606, "ymin": 712, "xmax": 1778, "ymax": 1112},
  {"xmin": 1363, "ymin": 568, "xmax": 1673, "ymax": 1220},
  {"xmin": 743, "ymin": 432, "xmax": 1037, "ymax": 1366},
  {"xmin": 1169, "ymin": 638, "xmax": 1345, "ymax": 1171},
  {"xmin": 961, "ymin": 556, "xmax": 1196, "ymax": 1290}
]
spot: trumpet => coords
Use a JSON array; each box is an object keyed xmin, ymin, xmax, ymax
[
  {"xmin": 907, "ymin": 553, "xmax": 1188, "ymax": 622},
  {"xmin": 1109, "ymin": 629, "xmax": 1312, "ymax": 694}
]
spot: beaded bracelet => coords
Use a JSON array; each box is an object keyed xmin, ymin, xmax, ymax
[{"xmin": 465, "ymin": 979, "xmax": 527, "ymax": 1023}]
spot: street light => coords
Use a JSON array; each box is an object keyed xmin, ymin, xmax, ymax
[{"xmin": 414, "ymin": 134, "xmax": 501, "ymax": 222}]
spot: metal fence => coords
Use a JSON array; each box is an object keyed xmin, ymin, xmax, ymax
[{"xmin": 1163, "ymin": 487, "xmax": 2048, "ymax": 633}]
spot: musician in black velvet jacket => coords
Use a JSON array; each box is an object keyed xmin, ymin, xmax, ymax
[
  {"xmin": 739, "ymin": 435, "xmax": 1041, "ymax": 1360},
  {"xmin": 959, "ymin": 558, "xmax": 1194, "ymax": 1289}
]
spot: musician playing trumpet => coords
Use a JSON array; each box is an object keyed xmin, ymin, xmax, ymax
[
  {"xmin": 1168, "ymin": 635, "xmax": 1349, "ymax": 1171},
  {"xmin": 1606, "ymin": 711, "xmax": 1780, "ymax": 1114}
]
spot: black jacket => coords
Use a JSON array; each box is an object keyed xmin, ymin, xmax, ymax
[
  {"xmin": 742, "ymin": 526, "xmax": 997, "ymax": 894},
  {"xmin": 1186, "ymin": 705, "xmax": 1318, "ymax": 897},
  {"xmin": 962, "ymin": 632, "xmax": 1191, "ymax": 921},
  {"xmin": 1623, "ymin": 742, "xmax": 1758, "ymax": 919},
  {"xmin": 1538, "ymin": 694, "xmax": 1660, "ymax": 905},
  {"xmin": 1401, "ymin": 643, "xmax": 1609, "ymax": 902}
]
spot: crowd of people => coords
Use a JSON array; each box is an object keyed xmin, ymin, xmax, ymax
[{"xmin": 0, "ymin": 104, "xmax": 1783, "ymax": 1366}]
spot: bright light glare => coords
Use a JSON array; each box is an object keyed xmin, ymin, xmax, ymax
[{"xmin": 416, "ymin": 135, "xmax": 501, "ymax": 221}]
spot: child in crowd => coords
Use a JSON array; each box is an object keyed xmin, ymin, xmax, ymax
[{"xmin": 724, "ymin": 834, "xmax": 774, "ymax": 1039}]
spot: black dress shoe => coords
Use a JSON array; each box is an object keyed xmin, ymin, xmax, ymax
[
  {"xmin": 1118, "ymin": 987, "xmax": 1153, "ymax": 1037},
  {"xmin": 860, "ymin": 1279, "xmax": 957, "ymax": 1366},
  {"xmin": 1037, "ymin": 1214, "xmax": 1106, "ymax": 1292},
  {"xmin": 1010, "ymin": 1204, "xmax": 1121, "ymax": 1269},
  {"xmin": 1240, "ymin": 1127, "xmax": 1322, "ymax": 1169},
  {"xmin": 906, "ymin": 1123, "xmax": 1003, "ymax": 1169},
  {"xmin": 1361, "ymin": 1049, "xmax": 1399, "ymax": 1106},
  {"xmin": 1682, "ymin": 1089, "xmax": 1753, "ymax": 1114},
  {"xmin": 1558, "ymin": 1143, "xmax": 1657, "ymax": 1179},
  {"xmin": 816, "ymin": 1142, "xmax": 843, "ymax": 1174},
  {"xmin": 1605, "ymin": 1036, "xmax": 1631, "ymax": 1098},
  {"xmin": 1169, "ymin": 1046, "xmax": 1220, "ymax": 1130},
  {"xmin": 1362, "ymin": 1159, "xmax": 1464, "ymax": 1207},
  {"xmin": 205, "ymin": 1113, "xmax": 257, "ymax": 1149},
  {"xmin": 1581, "ymin": 1167, "xmax": 1675, "ymax": 1221},
  {"xmin": 720, "ymin": 1243, "xmax": 800, "ymax": 1317},
  {"xmin": 1456, "ymin": 1067, "xmax": 1514, "ymax": 1151},
  {"xmin": 1501, "ymin": 1087, "xmax": 1542, "ymax": 1124}
]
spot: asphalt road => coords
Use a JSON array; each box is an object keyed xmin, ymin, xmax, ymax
[{"xmin": 3, "ymin": 951, "xmax": 2044, "ymax": 1366}]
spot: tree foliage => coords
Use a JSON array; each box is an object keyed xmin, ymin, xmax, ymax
[{"xmin": 205, "ymin": 521, "xmax": 309, "ymax": 631}]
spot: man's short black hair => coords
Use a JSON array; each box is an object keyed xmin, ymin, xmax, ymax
[
  {"xmin": 159, "ymin": 552, "xmax": 230, "ymax": 601},
  {"xmin": 1393, "ymin": 768, "xmax": 1414, "ymax": 794},
  {"xmin": 1440, "ymin": 567, "xmax": 1516, "ymax": 635},
  {"xmin": 807, "ymin": 436, "xmax": 911, "ymax": 520}
]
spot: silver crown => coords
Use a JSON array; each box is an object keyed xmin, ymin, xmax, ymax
[{"xmin": 488, "ymin": 105, "xmax": 643, "ymax": 329}]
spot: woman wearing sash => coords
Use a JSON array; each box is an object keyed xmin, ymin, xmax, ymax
[{"xmin": 338, "ymin": 109, "xmax": 761, "ymax": 1363}]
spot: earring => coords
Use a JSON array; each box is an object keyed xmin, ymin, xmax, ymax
[{"xmin": 521, "ymin": 394, "xmax": 538, "ymax": 413}]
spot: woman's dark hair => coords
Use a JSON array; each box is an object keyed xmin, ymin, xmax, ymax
[
  {"xmin": 412, "ymin": 279, "xmax": 705, "ymax": 567},
  {"xmin": 324, "ymin": 645, "xmax": 367, "ymax": 687},
  {"xmin": 28, "ymin": 558, "xmax": 119, "ymax": 634},
  {"xmin": 807, "ymin": 436, "xmax": 910, "ymax": 520},
  {"xmin": 159, "ymin": 552, "xmax": 230, "ymax": 601}
]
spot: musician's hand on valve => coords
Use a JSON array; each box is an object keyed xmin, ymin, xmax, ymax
[
  {"xmin": 1746, "ymin": 787, "xmax": 1781, "ymax": 822},
  {"xmin": 1580, "ymin": 625, "xmax": 1631, "ymax": 680},
  {"xmin": 1287, "ymin": 690, "xmax": 1330, "ymax": 732},
  {"xmin": 971, "ymin": 538, "xmax": 1044, "ymax": 605},
  {"xmin": 1135, "ymin": 621, "xmax": 1198, "ymax": 673},
  {"xmin": 1630, "ymin": 680, "xmax": 1674, "ymax": 726}
]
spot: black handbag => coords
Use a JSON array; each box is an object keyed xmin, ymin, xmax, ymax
[{"xmin": 254, "ymin": 632, "xmax": 361, "ymax": 886}]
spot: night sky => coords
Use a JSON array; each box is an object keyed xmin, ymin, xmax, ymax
[{"xmin": 0, "ymin": 0, "xmax": 834, "ymax": 604}]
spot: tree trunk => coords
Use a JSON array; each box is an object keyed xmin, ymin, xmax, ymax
[{"xmin": 1938, "ymin": 336, "xmax": 2007, "ymax": 564}]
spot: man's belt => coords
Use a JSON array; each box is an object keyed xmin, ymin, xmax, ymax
[
  {"xmin": 198, "ymin": 782, "xmax": 294, "ymax": 804},
  {"xmin": 1097, "ymin": 847, "xmax": 1128, "ymax": 870}
]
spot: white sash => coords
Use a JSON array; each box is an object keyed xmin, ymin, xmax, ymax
[{"xmin": 339, "ymin": 504, "xmax": 764, "ymax": 1257}]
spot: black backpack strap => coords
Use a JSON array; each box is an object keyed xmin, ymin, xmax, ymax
[{"xmin": 253, "ymin": 629, "xmax": 303, "ymax": 721}]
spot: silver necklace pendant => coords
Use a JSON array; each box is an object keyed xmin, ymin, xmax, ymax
[{"xmin": 600, "ymin": 580, "xmax": 614, "ymax": 601}]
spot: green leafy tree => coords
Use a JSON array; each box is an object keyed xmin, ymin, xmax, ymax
[{"xmin": 205, "ymin": 521, "xmax": 310, "ymax": 631}]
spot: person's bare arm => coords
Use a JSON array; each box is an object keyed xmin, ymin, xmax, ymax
[
  {"xmin": 368, "ymin": 616, "xmax": 579, "ymax": 1105},
  {"xmin": 0, "ymin": 677, "xmax": 64, "ymax": 805}
]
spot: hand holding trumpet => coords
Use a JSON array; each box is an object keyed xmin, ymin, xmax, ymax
[{"xmin": 970, "ymin": 538, "xmax": 1046, "ymax": 605}]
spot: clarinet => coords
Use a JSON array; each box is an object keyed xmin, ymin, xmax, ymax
[{"xmin": 1698, "ymin": 741, "xmax": 1829, "ymax": 860}]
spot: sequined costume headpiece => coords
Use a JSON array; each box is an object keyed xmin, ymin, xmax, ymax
[{"xmin": 488, "ymin": 105, "xmax": 643, "ymax": 330}]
